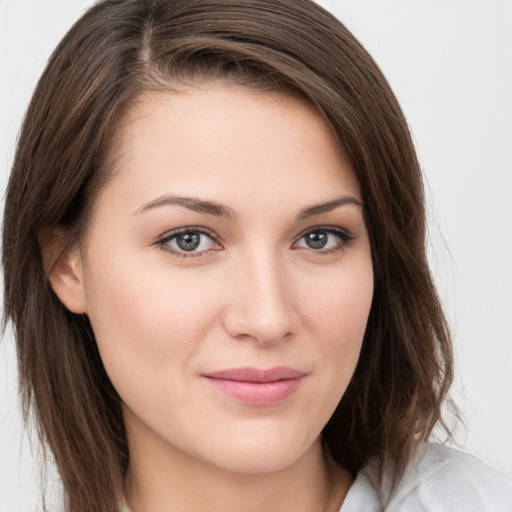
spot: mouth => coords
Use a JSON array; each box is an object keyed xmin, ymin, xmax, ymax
[{"xmin": 202, "ymin": 366, "xmax": 306, "ymax": 406}]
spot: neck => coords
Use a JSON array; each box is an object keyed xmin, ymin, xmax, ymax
[{"xmin": 125, "ymin": 426, "xmax": 352, "ymax": 512}]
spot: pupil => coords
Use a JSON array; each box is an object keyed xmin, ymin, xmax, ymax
[
  {"xmin": 306, "ymin": 231, "xmax": 327, "ymax": 249},
  {"xmin": 177, "ymin": 233, "xmax": 201, "ymax": 251}
]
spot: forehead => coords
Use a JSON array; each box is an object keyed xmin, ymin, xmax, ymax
[{"xmin": 95, "ymin": 84, "xmax": 361, "ymax": 216}]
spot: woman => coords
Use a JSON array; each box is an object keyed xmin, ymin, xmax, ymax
[{"xmin": 3, "ymin": 1, "xmax": 512, "ymax": 511}]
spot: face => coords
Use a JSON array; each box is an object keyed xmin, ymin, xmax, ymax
[{"xmin": 67, "ymin": 85, "xmax": 373, "ymax": 475}]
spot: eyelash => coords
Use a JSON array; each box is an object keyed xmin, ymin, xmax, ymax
[
  {"xmin": 155, "ymin": 226, "xmax": 355, "ymax": 258},
  {"xmin": 156, "ymin": 227, "xmax": 221, "ymax": 259},
  {"xmin": 292, "ymin": 226, "xmax": 355, "ymax": 254}
]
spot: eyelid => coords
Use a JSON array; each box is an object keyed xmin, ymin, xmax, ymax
[
  {"xmin": 154, "ymin": 224, "xmax": 355, "ymax": 258},
  {"xmin": 155, "ymin": 226, "xmax": 223, "ymax": 258},
  {"xmin": 292, "ymin": 225, "xmax": 355, "ymax": 252}
]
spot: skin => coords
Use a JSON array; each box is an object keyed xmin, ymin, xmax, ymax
[{"xmin": 49, "ymin": 84, "xmax": 374, "ymax": 512}]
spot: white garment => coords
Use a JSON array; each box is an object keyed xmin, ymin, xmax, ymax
[
  {"xmin": 341, "ymin": 443, "xmax": 512, "ymax": 511},
  {"xmin": 122, "ymin": 444, "xmax": 512, "ymax": 511}
]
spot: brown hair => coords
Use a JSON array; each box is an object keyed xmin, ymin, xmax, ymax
[{"xmin": 3, "ymin": 1, "xmax": 454, "ymax": 510}]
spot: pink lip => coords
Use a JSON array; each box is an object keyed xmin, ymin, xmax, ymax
[{"xmin": 202, "ymin": 367, "xmax": 306, "ymax": 406}]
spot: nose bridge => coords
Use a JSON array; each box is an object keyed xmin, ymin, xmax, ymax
[{"xmin": 224, "ymin": 246, "xmax": 296, "ymax": 345}]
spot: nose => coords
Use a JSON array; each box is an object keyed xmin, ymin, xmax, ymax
[{"xmin": 223, "ymin": 252, "xmax": 298, "ymax": 346}]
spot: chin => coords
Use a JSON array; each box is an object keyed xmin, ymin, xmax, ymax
[{"xmin": 191, "ymin": 426, "xmax": 320, "ymax": 475}]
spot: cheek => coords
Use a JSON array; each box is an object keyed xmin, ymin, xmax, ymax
[
  {"xmin": 299, "ymin": 258, "xmax": 374, "ymax": 387},
  {"xmin": 82, "ymin": 251, "xmax": 223, "ymax": 393},
  {"xmin": 302, "ymin": 260, "xmax": 373, "ymax": 344}
]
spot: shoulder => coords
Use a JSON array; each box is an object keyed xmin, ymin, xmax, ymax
[
  {"xmin": 385, "ymin": 443, "xmax": 512, "ymax": 511},
  {"xmin": 342, "ymin": 443, "xmax": 512, "ymax": 512}
]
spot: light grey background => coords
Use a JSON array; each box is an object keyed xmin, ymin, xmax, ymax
[{"xmin": 1, "ymin": 1, "xmax": 511, "ymax": 510}]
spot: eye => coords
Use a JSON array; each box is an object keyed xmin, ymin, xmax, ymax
[
  {"xmin": 158, "ymin": 228, "xmax": 220, "ymax": 256},
  {"xmin": 293, "ymin": 227, "xmax": 353, "ymax": 252}
]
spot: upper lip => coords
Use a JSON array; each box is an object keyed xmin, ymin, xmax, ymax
[{"xmin": 203, "ymin": 366, "xmax": 305, "ymax": 382}]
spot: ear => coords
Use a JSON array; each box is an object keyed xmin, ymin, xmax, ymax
[{"xmin": 40, "ymin": 230, "xmax": 88, "ymax": 315}]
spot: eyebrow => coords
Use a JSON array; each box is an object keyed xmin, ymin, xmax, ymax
[
  {"xmin": 135, "ymin": 195, "xmax": 237, "ymax": 219},
  {"xmin": 135, "ymin": 194, "xmax": 362, "ymax": 219},
  {"xmin": 297, "ymin": 196, "xmax": 363, "ymax": 219}
]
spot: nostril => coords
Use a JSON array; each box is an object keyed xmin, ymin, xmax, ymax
[
  {"xmin": 222, "ymin": 303, "xmax": 297, "ymax": 346},
  {"xmin": 222, "ymin": 259, "xmax": 298, "ymax": 344}
]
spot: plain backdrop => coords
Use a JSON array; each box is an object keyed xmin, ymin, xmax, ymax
[{"xmin": 1, "ymin": 1, "xmax": 511, "ymax": 510}]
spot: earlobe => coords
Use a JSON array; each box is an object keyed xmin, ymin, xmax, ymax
[{"xmin": 40, "ymin": 230, "xmax": 88, "ymax": 315}]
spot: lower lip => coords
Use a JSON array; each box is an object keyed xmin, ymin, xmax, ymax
[{"xmin": 204, "ymin": 376, "xmax": 304, "ymax": 406}]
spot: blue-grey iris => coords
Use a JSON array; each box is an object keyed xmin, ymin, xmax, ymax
[
  {"xmin": 305, "ymin": 231, "xmax": 328, "ymax": 249},
  {"xmin": 176, "ymin": 233, "xmax": 201, "ymax": 251}
]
